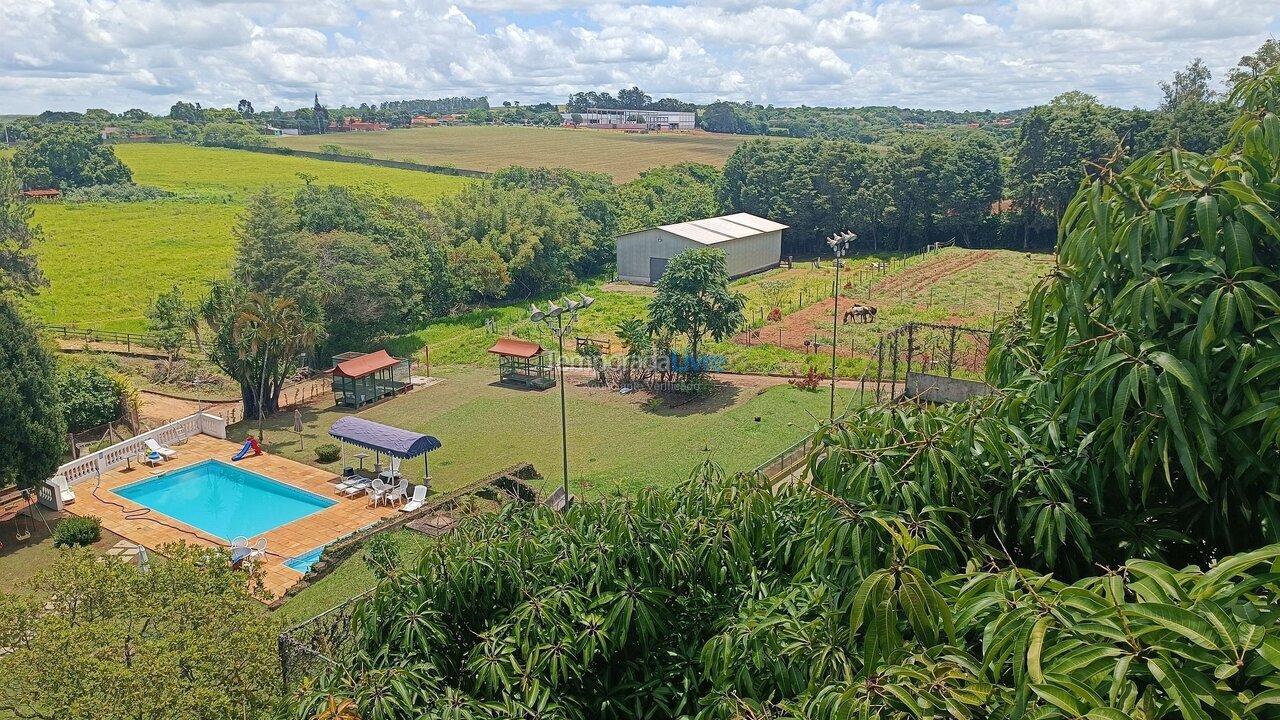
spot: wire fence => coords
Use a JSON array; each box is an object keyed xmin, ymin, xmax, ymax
[
  {"xmin": 279, "ymin": 590, "xmax": 372, "ymax": 691},
  {"xmin": 43, "ymin": 324, "xmax": 201, "ymax": 354},
  {"xmin": 864, "ymin": 322, "xmax": 994, "ymax": 405},
  {"xmin": 754, "ymin": 432, "xmax": 819, "ymax": 481}
]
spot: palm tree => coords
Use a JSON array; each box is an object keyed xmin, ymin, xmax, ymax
[{"xmin": 200, "ymin": 283, "xmax": 323, "ymax": 435}]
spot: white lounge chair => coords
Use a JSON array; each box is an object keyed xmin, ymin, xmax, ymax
[
  {"xmin": 400, "ymin": 485, "xmax": 427, "ymax": 513},
  {"xmin": 144, "ymin": 438, "xmax": 177, "ymax": 460},
  {"xmin": 49, "ymin": 476, "xmax": 75, "ymax": 505},
  {"xmin": 341, "ymin": 478, "xmax": 372, "ymax": 497}
]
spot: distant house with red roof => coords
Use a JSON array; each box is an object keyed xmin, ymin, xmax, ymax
[{"xmin": 328, "ymin": 117, "xmax": 390, "ymax": 132}]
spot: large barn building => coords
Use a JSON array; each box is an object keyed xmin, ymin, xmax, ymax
[
  {"xmin": 561, "ymin": 108, "xmax": 696, "ymax": 131},
  {"xmin": 615, "ymin": 213, "xmax": 787, "ymax": 285}
]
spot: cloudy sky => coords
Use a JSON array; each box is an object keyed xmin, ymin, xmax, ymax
[{"xmin": 2, "ymin": 0, "xmax": 1278, "ymax": 115}]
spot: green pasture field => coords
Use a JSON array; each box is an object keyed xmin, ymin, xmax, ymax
[
  {"xmin": 251, "ymin": 365, "xmax": 860, "ymax": 500},
  {"xmin": 25, "ymin": 144, "xmax": 469, "ymax": 332},
  {"xmin": 274, "ymin": 126, "xmax": 762, "ymax": 181}
]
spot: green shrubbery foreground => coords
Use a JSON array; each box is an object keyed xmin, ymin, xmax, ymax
[{"xmin": 290, "ymin": 72, "xmax": 1280, "ymax": 718}]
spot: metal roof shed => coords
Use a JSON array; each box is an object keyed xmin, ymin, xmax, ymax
[{"xmin": 614, "ymin": 212, "xmax": 788, "ymax": 285}]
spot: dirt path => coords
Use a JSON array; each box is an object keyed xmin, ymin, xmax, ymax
[
  {"xmin": 138, "ymin": 393, "xmax": 240, "ymax": 427},
  {"xmin": 735, "ymin": 295, "xmax": 880, "ymax": 356},
  {"xmin": 137, "ymin": 377, "xmax": 332, "ymax": 428}
]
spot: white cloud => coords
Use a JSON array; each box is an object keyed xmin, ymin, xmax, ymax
[{"xmin": 1, "ymin": 0, "xmax": 1279, "ymax": 113}]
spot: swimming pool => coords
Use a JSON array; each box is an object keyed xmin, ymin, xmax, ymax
[
  {"xmin": 115, "ymin": 459, "xmax": 336, "ymax": 541},
  {"xmin": 285, "ymin": 546, "xmax": 326, "ymax": 573}
]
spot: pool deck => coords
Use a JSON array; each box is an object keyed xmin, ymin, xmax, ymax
[{"xmin": 65, "ymin": 434, "xmax": 399, "ymax": 598}]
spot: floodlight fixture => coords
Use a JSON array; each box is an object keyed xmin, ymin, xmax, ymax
[
  {"xmin": 579, "ymin": 293, "xmax": 595, "ymax": 309},
  {"xmin": 545, "ymin": 300, "xmax": 564, "ymax": 319},
  {"xmin": 530, "ymin": 304, "xmax": 545, "ymax": 324}
]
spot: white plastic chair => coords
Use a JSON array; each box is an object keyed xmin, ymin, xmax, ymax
[
  {"xmin": 51, "ymin": 476, "xmax": 76, "ymax": 504},
  {"xmin": 367, "ymin": 478, "xmax": 388, "ymax": 507},
  {"xmin": 400, "ymin": 485, "xmax": 427, "ymax": 513},
  {"xmin": 387, "ymin": 478, "xmax": 410, "ymax": 506},
  {"xmin": 248, "ymin": 538, "xmax": 267, "ymax": 561}
]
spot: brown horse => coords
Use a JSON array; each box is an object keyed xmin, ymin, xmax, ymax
[{"xmin": 842, "ymin": 305, "xmax": 878, "ymax": 324}]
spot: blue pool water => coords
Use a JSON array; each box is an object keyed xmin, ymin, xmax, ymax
[
  {"xmin": 115, "ymin": 459, "xmax": 336, "ymax": 541},
  {"xmin": 285, "ymin": 546, "xmax": 326, "ymax": 573}
]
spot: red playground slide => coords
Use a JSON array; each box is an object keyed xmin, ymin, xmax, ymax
[{"xmin": 231, "ymin": 436, "xmax": 263, "ymax": 461}]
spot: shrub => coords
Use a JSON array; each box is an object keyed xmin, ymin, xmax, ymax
[
  {"xmin": 62, "ymin": 184, "xmax": 174, "ymax": 203},
  {"xmin": 674, "ymin": 375, "xmax": 717, "ymax": 397},
  {"xmin": 314, "ymin": 443, "xmax": 341, "ymax": 463},
  {"xmin": 57, "ymin": 357, "xmax": 132, "ymax": 432},
  {"xmin": 767, "ymin": 307, "xmax": 782, "ymax": 322},
  {"xmin": 53, "ymin": 516, "xmax": 101, "ymax": 547},
  {"xmin": 788, "ymin": 366, "xmax": 825, "ymax": 391},
  {"xmin": 363, "ymin": 533, "xmax": 401, "ymax": 579},
  {"xmin": 318, "ymin": 144, "xmax": 343, "ymax": 155},
  {"xmin": 199, "ymin": 122, "xmax": 268, "ymax": 150}
]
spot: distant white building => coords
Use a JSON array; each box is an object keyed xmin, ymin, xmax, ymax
[
  {"xmin": 615, "ymin": 213, "xmax": 787, "ymax": 285},
  {"xmin": 561, "ymin": 108, "xmax": 696, "ymax": 131}
]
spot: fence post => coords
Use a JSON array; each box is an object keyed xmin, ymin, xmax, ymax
[
  {"xmin": 905, "ymin": 323, "xmax": 915, "ymax": 378},
  {"xmin": 946, "ymin": 327, "xmax": 958, "ymax": 377},
  {"xmin": 889, "ymin": 332, "xmax": 900, "ymax": 399}
]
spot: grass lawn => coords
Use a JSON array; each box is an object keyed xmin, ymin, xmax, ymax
[
  {"xmin": 275, "ymin": 126, "xmax": 763, "ymax": 181},
  {"xmin": 0, "ymin": 509, "xmax": 126, "ymax": 594},
  {"xmin": 268, "ymin": 366, "xmax": 856, "ymax": 621},
  {"xmin": 25, "ymin": 144, "xmax": 469, "ymax": 332},
  {"xmin": 248, "ymin": 365, "xmax": 858, "ymax": 500},
  {"xmin": 274, "ymin": 529, "xmax": 433, "ymax": 624}
]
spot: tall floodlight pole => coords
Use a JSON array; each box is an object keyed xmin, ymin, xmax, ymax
[
  {"xmin": 827, "ymin": 231, "xmax": 857, "ymax": 419},
  {"xmin": 530, "ymin": 293, "xmax": 595, "ymax": 509}
]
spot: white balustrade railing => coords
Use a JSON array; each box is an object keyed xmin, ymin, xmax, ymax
[{"xmin": 49, "ymin": 413, "xmax": 229, "ymax": 499}]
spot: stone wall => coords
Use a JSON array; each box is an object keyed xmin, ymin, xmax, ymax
[{"xmin": 904, "ymin": 371, "xmax": 991, "ymax": 404}]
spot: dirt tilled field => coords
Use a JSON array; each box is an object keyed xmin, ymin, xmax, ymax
[
  {"xmin": 733, "ymin": 251, "xmax": 1001, "ymax": 357},
  {"xmin": 868, "ymin": 250, "xmax": 997, "ymax": 298}
]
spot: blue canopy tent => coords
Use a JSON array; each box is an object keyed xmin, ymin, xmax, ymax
[{"xmin": 328, "ymin": 416, "xmax": 442, "ymax": 487}]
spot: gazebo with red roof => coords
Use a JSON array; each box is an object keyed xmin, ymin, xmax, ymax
[
  {"xmin": 487, "ymin": 338, "xmax": 555, "ymax": 389},
  {"xmin": 329, "ymin": 349, "xmax": 412, "ymax": 408}
]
